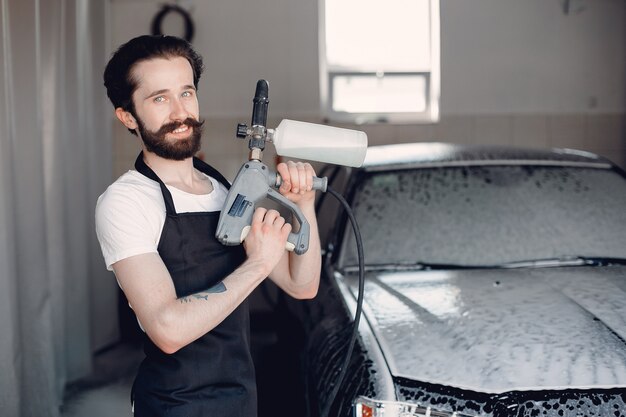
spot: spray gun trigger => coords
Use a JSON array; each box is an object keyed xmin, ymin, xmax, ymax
[{"xmin": 240, "ymin": 225, "xmax": 250, "ymax": 243}]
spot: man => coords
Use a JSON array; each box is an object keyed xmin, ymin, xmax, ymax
[{"xmin": 96, "ymin": 35, "xmax": 321, "ymax": 417}]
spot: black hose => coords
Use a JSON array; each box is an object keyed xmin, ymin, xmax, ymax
[
  {"xmin": 320, "ymin": 186, "xmax": 365, "ymax": 417},
  {"xmin": 151, "ymin": 4, "xmax": 195, "ymax": 43}
]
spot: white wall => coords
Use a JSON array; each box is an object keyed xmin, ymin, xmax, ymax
[
  {"xmin": 109, "ymin": 0, "xmax": 625, "ymax": 118},
  {"xmin": 441, "ymin": 0, "xmax": 625, "ymax": 114}
]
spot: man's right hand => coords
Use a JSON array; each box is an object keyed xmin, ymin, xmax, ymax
[{"xmin": 243, "ymin": 208, "xmax": 292, "ymax": 275}]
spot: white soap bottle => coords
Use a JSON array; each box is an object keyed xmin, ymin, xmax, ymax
[{"xmin": 268, "ymin": 119, "xmax": 368, "ymax": 167}]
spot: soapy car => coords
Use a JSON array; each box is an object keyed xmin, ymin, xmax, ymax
[{"xmin": 286, "ymin": 143, "xmax": 626, "ymax": 417}]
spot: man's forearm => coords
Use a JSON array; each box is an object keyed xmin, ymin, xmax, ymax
[
  {"xmin": 282, "ymin": 202, "xmax": 321, "ymax": 298},
  {"xmin": 154, "ymin": 258, "xmax": 269, "ymax": 353}
]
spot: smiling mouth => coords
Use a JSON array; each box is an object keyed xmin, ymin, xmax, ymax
[{"xmin": 172, "ymin": 125, "xmax": 190, "ymax": 134}]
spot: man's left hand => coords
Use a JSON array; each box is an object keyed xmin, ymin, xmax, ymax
[{"xmin": 276, "ymin": 161, "xmax": 317, "ymax": 205}]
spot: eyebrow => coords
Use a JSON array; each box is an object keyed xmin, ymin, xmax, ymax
[
  {"xmin": 145, "ymin": 89, "xmax": 169, "ymax": 99},
  {"xmin": 145, "ymin": 85, "xmax": 196, "ymax": 99}
]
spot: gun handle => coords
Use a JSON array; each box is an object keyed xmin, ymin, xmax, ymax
[
  {"xmin": 273, "ymin": 173, "xmax": 327, "ymax": 192},
  {"xmin": 266, "ymin": 188, "xmax": 311, "ymax": 254}
]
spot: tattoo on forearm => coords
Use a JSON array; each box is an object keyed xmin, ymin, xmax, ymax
[
  {"xmin": 179, "ymin": 294, "xmax": 207, "ymax": 303},
  {"xmin": 177, "ymin": 282, "xmax": 227, "ymax": 304},
  {"xmin": 206, "ymin": 282, "xmax": 226, "ymax": 293}
]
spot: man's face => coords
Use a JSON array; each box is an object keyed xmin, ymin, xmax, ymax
[{"xmin": 130, "ymin": 57, "xmax": 203, "ymax": 160}]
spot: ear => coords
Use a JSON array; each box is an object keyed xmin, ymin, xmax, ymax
[{"xmin": 115, "ymin": 107, "xmax": 138, "ymax": 130}]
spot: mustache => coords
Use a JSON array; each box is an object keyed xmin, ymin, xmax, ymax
[{"xmin": 156, "ymin": 117, "xmax": 205, "ymax": 136}]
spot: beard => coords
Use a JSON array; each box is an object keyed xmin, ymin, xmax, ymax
[{"xmin": 136, "ymin": 116, "xmax": 204, "ymax": 161}]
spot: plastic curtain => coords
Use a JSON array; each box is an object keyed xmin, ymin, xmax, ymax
[{"xmin": 0, "ymin": 0, "xmax": 114, "ymax": 415}]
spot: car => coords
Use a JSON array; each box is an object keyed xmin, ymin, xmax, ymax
[{"xmin": 285, "ymin": 143, "xmax": 626, "ymax": 417}]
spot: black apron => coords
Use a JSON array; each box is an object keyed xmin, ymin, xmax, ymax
[{"xmin": 131, "ymin": 152, "xmax": 256, "ymax": 417}]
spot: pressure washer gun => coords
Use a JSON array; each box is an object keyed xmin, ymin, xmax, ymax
[
  {"xmin": 215, "ymin": 80, "xmax": 323, "ymax": 254},
  {"xmin": 215, "ymin": 79, "xmax": 367, "ymax": 255}
]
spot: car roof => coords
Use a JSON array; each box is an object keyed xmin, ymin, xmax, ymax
[{"xmin": 362, "ymin": 143, "xmax": 613, "ymax": 171}]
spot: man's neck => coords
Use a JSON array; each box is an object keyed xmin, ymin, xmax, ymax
[{"xmin": 142, "ymin": 149, "xmax": 209, "ymax": 194}]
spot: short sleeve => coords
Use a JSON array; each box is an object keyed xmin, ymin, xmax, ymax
[{"xmin": 95, "ymin": 184, "xmax": 162, "ymax": 271}]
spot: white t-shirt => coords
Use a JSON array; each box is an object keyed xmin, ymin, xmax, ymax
[{"xmin": 95, "ymin": 169, "xmax": 228, "ymax": 271}]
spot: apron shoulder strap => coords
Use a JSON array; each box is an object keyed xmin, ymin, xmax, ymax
[{"xmin": 134, "ymin": 152, "xmax": 178, "ymax": 215}]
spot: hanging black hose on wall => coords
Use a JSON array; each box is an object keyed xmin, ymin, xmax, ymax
[{"xmin": 151, "ymin": 4, "xmax": 195, "ymax": 43}]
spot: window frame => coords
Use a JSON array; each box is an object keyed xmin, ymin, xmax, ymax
[{"xmin": 318, "ymin": 0, "xmax": 441, "ymax": 124}]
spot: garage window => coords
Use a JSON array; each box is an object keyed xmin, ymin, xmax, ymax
[{"xmin": 320, "ymin": 0, "xmax": 440, "ymax": 124}]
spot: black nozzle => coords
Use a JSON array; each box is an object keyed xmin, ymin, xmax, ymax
[{"xmin": 251, "ymin": 79, "xmax": 269, "ymax": 128}]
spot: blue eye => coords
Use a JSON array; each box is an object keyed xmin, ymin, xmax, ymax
[
  {"xmin": 154, "ymin": 96, "xmax": 166, "ymax": 103},
  {"xmin": 182, "ymin": 91, "xmax": 193, "ymax": 98}
]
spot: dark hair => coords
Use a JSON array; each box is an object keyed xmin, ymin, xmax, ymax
[{"xmin": 103, "ymin": 35, "xmax": 204, "ymax": 113}]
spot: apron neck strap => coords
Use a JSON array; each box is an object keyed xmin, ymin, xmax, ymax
[{"xmin": 134, "ymin": 152, "xmax": 178, "ymax": 215}]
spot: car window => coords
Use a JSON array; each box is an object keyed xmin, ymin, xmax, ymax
[{"xmin": 338, "ymin": 166, "xmax": 626, "ymax": 267}]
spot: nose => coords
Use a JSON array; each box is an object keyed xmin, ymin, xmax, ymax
[{"xmin": 170, "ymin": 98, "xmax": 188, "ymax": 122}]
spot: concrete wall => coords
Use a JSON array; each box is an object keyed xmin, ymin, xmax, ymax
[{"xmin": 107, "ymin": 0, "xmax": 626, "ymax": 178}]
